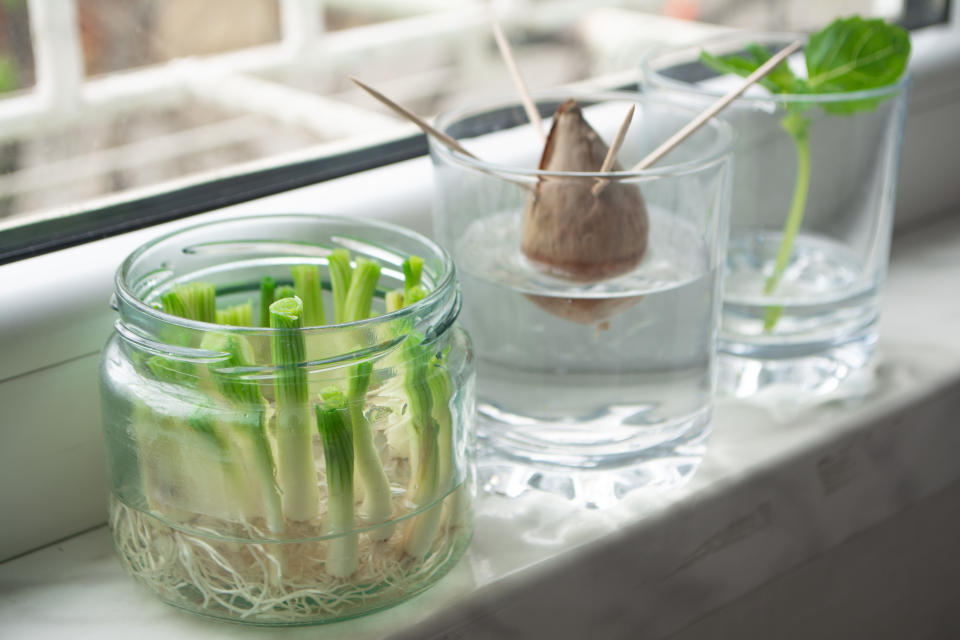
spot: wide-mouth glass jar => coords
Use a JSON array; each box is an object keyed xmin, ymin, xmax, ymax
[{"xmin": 100, "ymin": 214, "xmax": 475, "ymax": 625}]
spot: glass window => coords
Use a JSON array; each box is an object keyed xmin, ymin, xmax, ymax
[{"xmin": 0, "ymin": 0, "xmax": 949, "ymax": 259}]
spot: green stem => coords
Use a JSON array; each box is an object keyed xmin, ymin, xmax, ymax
[
  {"xmin": 763, "ymin": 114, "xmax": 811, "ymax": 331},
  {"xmin": 270, "ymin": 297, "xmax": 320, "ymax": 521},
  {"xmin": 161, "ymin": 281, "xmax": 216, "ymax": 323},
  {"xmin": 316, "ymin": 388, "xmax": 357, "ymax": 578},
  {"xmin": 328, "ymin": 249, "xmax": 353, "ymax": 324},
  {"xmin": 186, "ymin": 410, "xmax": 244, "ymax": 520},
  {"xmin": 401, "ymin": 337, "xmax": 441, "ymax": 558},
  {"xmin": 343, "ymin": 258, "xmax": 381, "ymax": 322},
  {"xmin": 427, "ymin": 362, "xmax": 453, "ymax": 495},
  {"xmin": 259, "ymin": 276, "xmax": 276, "ymax": 328},
  {"xmin": 201, "ymin": 331, "xmax": 284, "ymax": 534},
  {"xmin": 275, "ymin": 284, "xmax": 297, "ymax": 300},
  {"xmin": 347, "ymin": 361, "xmax": 393, "ymax": 540},
  {"xmin": 215, "ymin": 301, "xmax": 253, "ymax": 326},
  {"xmin": 292, "ymin": 265, "xmax": 326, "ymax": 327},
  {"xmin": 385, "ymin": 291, "xmax": 404, "ymax": 313}
]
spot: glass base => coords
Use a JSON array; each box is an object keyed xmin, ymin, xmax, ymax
[
  {"xmin": 108, "ymin": 494, "xmax": 473, "ymax": 626},
  {"xmin": 476, "ymin": 407, "xmax": 709, "ymax": 509},
  {"xmin": 717, "ymin": 331, "xmax": 877, "ymax": 398}
]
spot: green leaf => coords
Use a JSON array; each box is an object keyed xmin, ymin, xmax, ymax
[
  {"xmin": 700, "ymin": 17, "xmax": 908, "ymax": 116},
  {"xmin": 806, "ymin": 17, "xmax": 910, "ymax": 91},
  {"xmin": 805, "ymin": 16, "xmax": 910, "ymax": 113},
  {"xmin": 699, "ymin": 50, "xmax": 781, "ymax": 93},
  {"xmin": 744, "ymin": 43, "xmax": 808, "ymax": 94},
  {"xmin": 699, "ymin": 45, "xmax": 805, "ymax": 95}
]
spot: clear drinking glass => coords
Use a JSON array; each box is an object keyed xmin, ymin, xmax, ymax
[
  {"xmin": 642, "ymin": 34, "xmax": 911, "ymax": 397},
  {"xmin": 100, "ymin": 214, "xmax": 475, "ymax": 625},
  {"xmin": 429, "ymin": 92, "xmax": 733, "ymax": 506}
]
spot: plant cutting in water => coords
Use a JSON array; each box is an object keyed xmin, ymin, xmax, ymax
[
  {"xmin": 700, "ymin": 16, "xmax": 910, "ymax": 330},
  {"xmin": 519, "ymin": 98, "xmax": 651, "ymax": 325},
  {"xmin": 109, "ymin": 251, "xmax": 469, "ymax": 624},
  {"xmin": 501, "ymin": 24, "xmax": 794, "ymax": 326},
  {"xmin": 353, "ymin": 22, "xmax": 788, "ymax": 329}
]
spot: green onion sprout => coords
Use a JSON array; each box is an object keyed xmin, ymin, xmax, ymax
[
  {"xmin": 292, "ymin": 265, "xmax": 326, "ymax": 327},
  {"xmin": 215, "ymin": 301, "xmax": 254, "ymax": 327},
  {"xmin": 328, "ymin": 249, "xmax": 353, "ymax": 324},
  {"xmin": 316, "ymin": 387, "xmax": 357, "ymax": 578},
  {"xmin": 270, "ymin": 296, "xmax": 320, "ymax": 521},
  {"xmin": 259, "ymin": 276, "xmax": 276, "ymax": 327},
  {"xmin": 201, "ymin": 331, "xmax": 284, "ymax": 534},
  {"xmin": 401, "ymin": 336, "xmax": 443, "ymax": 558},
  {"xmin": 343, "ymin": 258, "xmax": 381, "ymax": 322},
  {"xmin": 348, "ymin": 361, "xmax": 393, "ymax": 539}
]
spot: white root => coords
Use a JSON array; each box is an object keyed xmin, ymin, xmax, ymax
[{"xmin": 108, "ymin": 488, "xmax": 469, "ymax": 623}]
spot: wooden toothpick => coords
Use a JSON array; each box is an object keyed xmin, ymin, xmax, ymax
[
  {"xmin": 350, "ymin": 76, "xmax": 535, "ymax": 192},
  {"xmin": 631, "ymin": 40, "xmax": 803, "ymax": 171},
  {"xmin": 592, "ymin": 104, "xmax": 635, "ymax": 197},
  {"xmin": 491, "ymin": 20, "xmax": 545, "ymax": 141},
  {"xmin": 350, "ymin": 76, "xmax": 480, "ymax": 160}
]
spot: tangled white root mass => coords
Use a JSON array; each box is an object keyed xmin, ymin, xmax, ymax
[{"xmin": 109, "ymin": 495, "xmax": 470, "ymax": 624}]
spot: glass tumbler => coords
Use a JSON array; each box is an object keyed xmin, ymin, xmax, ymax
[
  {"xmin": 100, "ymin": 214, "xmax": 475, "ymax": 625},
  {"xmin": 429, "ymin": 92, "xmax": 733, "ymax": 506},
  {"xmin": 643, "ymin": 34, "xmax": 910, "ymax": 396}
]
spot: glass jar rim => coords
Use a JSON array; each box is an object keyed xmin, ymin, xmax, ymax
[
  {"xmin": 115, "ymin": 213, "xmax": 456, "ymax": 334},
  {"xmin": 430, "ymin": 89, "xmax": 734, "ymax": 180},
  {"xmin": 641, "ymin": 31, "xmax": 912, "ymax": 105}
]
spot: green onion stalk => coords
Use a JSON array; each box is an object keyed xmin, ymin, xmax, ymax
[
  {"xmin": 400, "ymin": 336, "xmax": 443, "ymax": 558},
  {"xmin": 259, "ymin": 276, "xmax": 277, "ymax": 327},
  {"xmin": 337, "ymin": 256, "xmax": 394, "ymax": 540},
  {"xmin": 184, "ymin": 410, "xmax": 245, "ymax": 520},
  {"xmin": 292, "ymin": 265, "xmax": 326, "ymax": 327},
  {"xmin": 201, "ymin": 331, "xmax": 285, "ymax": 534},
  {"xmin": 275, "ymin": 284, "xmax": 297, "ymax": 300},
  {"xmin": 215, "ymin": 301, "xmax": 254, "ymax": 327},
  {"xmin": 427, "ymin": 350, "xmax": 467, "ymax": 531},
  {"xmin": 133, "ymin": 281, "xmax": 221, "ymax": 517},
  {"xmin": 392, "ymin": 256, "xmax": 447, "ymax": 556},
  {"xmin": 385, "ymin": 290, "xmax": 404, "ymax": 313},
  {"xmin": 270, "ymin": 296, "xmax": 321, "ymax": 522},
  {"xmin": 328, "ymin": 249, "xmax": 352, "ymax": 325},
  {"xmin": 127, "ymin": 401, "xmax": 191, "ymax": 520},
  {"xmin": 150, "ymin": 281, "xmax": 219, "ymax": 379},
  {"xmin": 344, "ymin": 258, "xmax": 381, "ymax": 322},
  {"xmin": 161, "ymin": 282, "xmax": 217, "ymax": 323},
  {"xmin": 316, "ymin": 388, "xmax": 358, "ymax": 578},
  {"xmin": 292, "ymin": 263, "xmax": 328, "ymax": 371},
  {"xmin": 347, "ymin": 360, "xmax": 393, "ymax": 540}
]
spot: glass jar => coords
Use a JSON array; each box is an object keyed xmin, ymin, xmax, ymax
[{"xmin": 100, "ymin": 214, "xmax": 475, "ymax": 625}]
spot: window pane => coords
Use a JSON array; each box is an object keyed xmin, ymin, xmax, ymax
[
  {"xmin": 4, "ymin": 100, "xmax": 321, "ymax": 220},
  {"xmin": 79, "ymin": 0, "xmax": 281, "ymax": 76},
  {"xmin": 0, "ymin": 0, "xmax": 948, "ymax": 252},
  {"xmin": 0, "ymin": 1, "xmax": 34, "ymax": 91}
]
